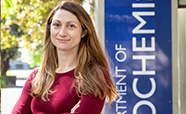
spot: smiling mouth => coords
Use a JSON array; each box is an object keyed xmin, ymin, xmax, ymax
[{"xmin": 57, "ymin": 38, "xmax": 70, "ymax": 42}]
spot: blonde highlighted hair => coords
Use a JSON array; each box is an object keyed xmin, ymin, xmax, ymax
[{"xmin": 31, "ymin": 1, "xmax": 117, "ymax": 105}]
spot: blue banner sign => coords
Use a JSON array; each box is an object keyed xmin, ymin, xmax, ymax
[{"xmin": 105, "ymin": 0, "xmax": 172, "ymax": 114}]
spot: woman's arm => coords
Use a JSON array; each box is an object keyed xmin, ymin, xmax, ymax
[
  {"xmin": 62, "ymin": 94, "xmax": 105, "ymax": 114},
  {"xmin": 11, "ymin": 69, "xmax": 37, "ymax": 114}
]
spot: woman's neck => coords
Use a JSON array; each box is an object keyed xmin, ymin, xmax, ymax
[{"xmin": 56, "ymin": 49, "xmax": 78, "ymax": 73}]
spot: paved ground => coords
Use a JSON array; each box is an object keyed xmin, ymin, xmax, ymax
[
  {"xmin": 1, "ymin": 80, "xmax": 26, "ymax": 114},
  {"xmin": 1, "ymin": 87, "xmax": 23, "ymax": 114},
  {"xmin": 2, "ymin": 70, "xmax": 30, "ymax": 114}
]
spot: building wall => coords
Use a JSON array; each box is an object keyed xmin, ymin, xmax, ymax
[
  {"xmin": 178, "ymin": 8, "xmax": 186, "ymax": 114},
  {"xmin": 172, "ymin": 0, "xmax": 186, "ymax": 113},
  {"xmin": 95, "ymin": 0, "xmax": 105, "ymax": 113}
]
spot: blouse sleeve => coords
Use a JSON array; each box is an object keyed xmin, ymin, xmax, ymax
[{"xmin": 11, "ymin": 69, "xmax": 37, "ymax": 114}]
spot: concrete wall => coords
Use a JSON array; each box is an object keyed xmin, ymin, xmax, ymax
[
  {"xmin": 177, "ymin": 8, "xmax": 186, "ymax": 114},
  {"xmin": 95, "ymin": 0, "xmax": 105, "ymax": 113},
  {"xmin": 172, "ymin": 0, "xmax": 186, "ymax": 113},
  {"xmin": 95, "ymin": 0, "xmax": 105, "ymax": 47}
]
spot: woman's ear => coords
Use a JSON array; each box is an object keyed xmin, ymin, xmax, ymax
[{"xmin": 81, "ymin": 29, "xmax": 87, "ymax": 38}]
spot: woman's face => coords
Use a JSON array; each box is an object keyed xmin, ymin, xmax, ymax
[{"xmin": 50, "ymin": 9, "xmax": 83, "ymax": 52}]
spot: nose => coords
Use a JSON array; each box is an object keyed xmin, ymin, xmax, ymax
[{"xmin": 59, "ymin": 27, "xmax": 67, "ymax": 37}]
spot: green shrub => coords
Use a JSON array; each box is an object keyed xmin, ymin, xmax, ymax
[{"xmin": 1, "ymin": 75, "xmax": 11, "ymax": 88}]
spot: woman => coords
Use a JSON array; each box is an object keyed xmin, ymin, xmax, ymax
[{"xmin": 12, "ymin": 1, "xmax": 117, "ymax": 114}]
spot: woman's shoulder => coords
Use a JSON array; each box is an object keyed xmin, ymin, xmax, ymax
[{"xmin": 27, "ymin": 67, "xmax": 39, "ymax": 81}]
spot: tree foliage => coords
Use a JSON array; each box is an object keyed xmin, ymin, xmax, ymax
[{"xmin": 1, "ymin": 0, "xmax": 87, "ymax": 49}]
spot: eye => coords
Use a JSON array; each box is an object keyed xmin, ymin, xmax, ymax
[
  {"xmin": 53, "ymin": 23, "xmax": 60, "ymax": 27},
  {"xmin": 51, "ymin": 22, "xmax": 61, "ymax": 29},
  {"xmin": 67, "ymin": 24, "xmax": 76, "ymax": 28}
]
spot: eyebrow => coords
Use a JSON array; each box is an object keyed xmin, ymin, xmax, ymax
[{"xmin": 52, "ymin": 20, "xmax": 80, "ymax": 25}]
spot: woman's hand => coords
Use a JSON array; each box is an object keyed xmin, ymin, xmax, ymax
[{"xmin": 70, "ymin": 101, "xmax": 80, "ymax": 113}]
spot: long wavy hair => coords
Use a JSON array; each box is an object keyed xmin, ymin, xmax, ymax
[{"xmin": 31, "ymin": 1, "xmax": 117, "ymax": 105}]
